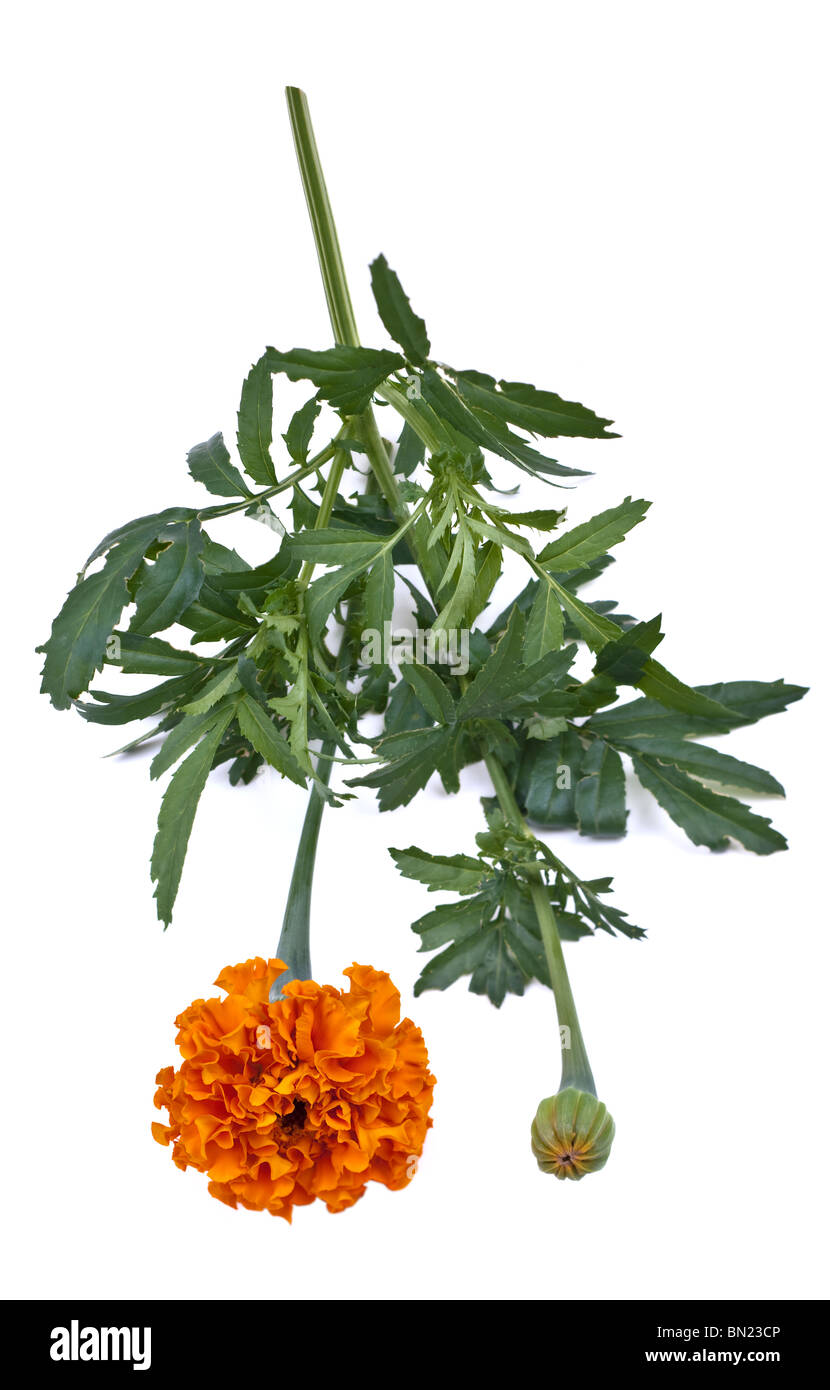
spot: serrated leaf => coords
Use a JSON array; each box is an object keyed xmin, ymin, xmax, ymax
[
  {"xmin": 614, "ymin": 736, "xmax": 784, "ymax": 796},
  {"xmin": 413, "ymin": 930, "xmax": 494, "ymax": 996},
  {"xmin": 517, "ymin": 729, "xmax": 583, "ymax": 827},
  {"xmin": 369, "ymin": 254, "xmax": 430, "ymax": 364},
  {"xmin": 106, "ymin": 632, "xmax": 203, "ymax": 676},
  {"xmin": 236, "ymin": 695, "xmax": 307, "ymax": 786},
  {"xmin": 394, "ymin": 421, "xmax": 426, "ymax": 477},
  {"xmin": 363, "ymin": 550, "xmax": 395, "ymax": 637},
  {"xmin": 586, "ymin": 679, "xmax": 808, "ymax": 739},
  {"xmin": 538, "ymin": 497, "xmax": 650, "ymax": 571},
  {"xmin": 350, "ymin": 728, "xmax": 451, "ymax": 809},
  {"xmin": 150, "ymin": 700, "xmax": 238, "ymax": 779},
  {"xmin": 400, "ymin": 661, "xmax": 456, "ymax": 725},
  {"xmin": 540, "ymin": 570, "xmax": 747, "ymax": 723},
  {"xmin": 594, "ymin": 615, "xmax": 663, "ymax": 685},
  {"xmin": 389, "ymin": 845, "xmax": 485, "ymax": 893},
  {"xmin": 39, "ymin": 518, "xmax": 168, "ymax": 709},
  {"xmin": 151, "ymin": 709, "xmax": 235, "ymax": 925},
  {"xmin": 187, "ymin": 432, "xmax": 250, "ymax": 498},
  {"xmin": 631, "ymin": 753, "xmax": 788, "ymax": 855},
  {"xmin": 455, "ymin": 372, "xmax": 617, "ymax": 439},
  {"xmin": 411, "ymin": 895, "xmax": 491, "ymax": 951},
  {"xmin": 76, "ymin": 673, "xmax": 198, "ymax": 726},
  {"xmin": 525, "ymin": 582, "xmax": 564, "ymax": 661},
  {"xmin": 574, "ymin": 740, "xmax": 627, "ymax": 835},
  {"xmin": 289, "ymin": 527, "xmax": 382, "ymax": 566},
  {"xmin": 305, "ymin": 556, "xmax": 371, "ymax": 644},
  {"xmin": 282, "ymin": 396, "xmax": 320, "ymax": 465},
  {"xmin": 130, "ymin": 520, "xmax": 206, "ymax": 636},
  {"xmin": 420, "ymin": 369, "xmax": 587, "ymax": 479},
  {"xmin": 264, "ymin": 345, "xmax": 404, "ymax": 414},
  {"xmin": 82, "ymin": 508, "xmax": 197, "ymax": 571},
  {"xmin": 182, "ymin": 663, "xmax": 240, "ymax": 714},
  {"xmin": 456, "ymin": 607, "xmax": 524, "ymax": 719}
]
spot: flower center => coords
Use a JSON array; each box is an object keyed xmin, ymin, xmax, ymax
[{"xmin": 278, "ymin": 1100, "xmax": 307, "ymax": 1135}]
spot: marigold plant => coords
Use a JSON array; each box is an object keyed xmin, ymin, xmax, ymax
[{"xmin": 39, "ymin": 86, "xmax": 806, "ymax": 1199}]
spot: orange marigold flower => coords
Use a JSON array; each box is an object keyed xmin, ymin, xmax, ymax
[{"xmin": 152, "ymin": 958, "xmax": 435, "ymax": 1220}]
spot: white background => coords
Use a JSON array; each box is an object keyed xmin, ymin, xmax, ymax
[{"xmin": 2, "ymin": 1, "xmax": 828, "ymax": 1301}]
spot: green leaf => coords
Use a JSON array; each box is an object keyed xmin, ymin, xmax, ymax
[
  {"xmin": 586, "ymin": 679, "xmax": 807, "ymax": 739},
  {"xmin": 76, "ymin": 673, "xmax": 198, "ymax": 726},
  {"xmin": 237, "ymin": 355, "xmax": 277, "ymax": 485},
  {"xmin": 541, "ymin": 571, "xmax": 747, "ymax": 724},
  {"xmin": 105, "ymin": 631, "xmax": 203, "ymax": 676},
  {"xmin": 458, "ymin": 611, "xmax": 576, "ymax": 721},
  {"xmin": 369, "ymin": 255, "xmax": 430, "ymax": 364},
  {"xmin": 411, "ymin": 895, "xmax": 492, "ymax": 951},
  {"xmin": 178, "ymin": 582, "xmax": 254, "ymax": 643},
  {"xmin": 389, "ymin": 845, "xmax": 486, "ymax": 893},
  {"xmin": 394, "ymin": 421, "xmax": 426, "ymax": 477},
  {"xmin": 290, "ymin": 527, "xmax": 382, "ymax": 566},
  {"xmin": 506, "ymin": 507, "xmax": 568, "ymax": 530},
  {"xmin": 182, "ymin": 663, "xmax": 240, "ymax": 714},
  {"xmin": 236, "ymin": 695, "xmax": 307, "ymax": 786},
  {"xmin": 538, "ymin": 571, "xmax": 622, "ymax": 650},
  {"xmin": 363, "ymin": 550, "xmax": 395, "ymax": 637},
  {"xmin": 414, "ymin": 930, "xmax": 494, "ymax": 996},
  {"xmin": 538, "ymin": 497, "xmax": 650, "ymax": 571},
  {"xmin": 594, "ymin": 615, "xmax": 663, "ymax": 685},
  {"xmin": 455, "ymin": 372, "xmax": 617, "ymax": 439},
  {"xmin": 400, "ymin": 661, "xmax": 456, "ymax": 725},
  {"xmin": 39, "ymin": 518, "xmax": 168, "ymax": 709},
  {"xmin": 82, "ymin": 508, "xmax": 197, "ymax": 570},
  {"xmin": 305, "ymin": 557, "xmax": 370, "ymax": 644},
  {"xmin": 151, "ymin": 708, "xmax": 235, "ymax": 925},
  {"xmin": 574, "ymin": 740, "xmax": 627, "ymax": 835},
  {"xmin": 130, "ymin": 521, "xmax": 206, "ymax": 636},
  {"xmin": 150, "ymin": 700, "xmax": 238, "ymax": 779},
  {"xmin": 613, "ymin": 736, "xmax": 784, "ymax": 796},
  {"xmin": 456, "ymin": 607, "xmax": 524, "ymax": 719},
  {"xmin": 350, "ymin": 727, "xmax": 451, "ymax": 810},
  {"xmin": 282, "ymin": 396, "xmax": 320, "ymax": 465},
  {"xmin": 264, "ymin": 345, "xmax": 404, "ymax": 414},
  {"xmin": 420, "ymin": 370, "xmax": 586, "ymax": 479},
  {"xmin": 468, "ymin": 926, "xmax": 527, "ymax": 1006},
  {"xmin": 631, "ymin": 753, "xmax": 788, "ymax": 855},
  {"xmin": 636, "ymin": 661, "xmax": 748, "ymax": 724},
  {"xmin": 525, "ymin": 582, "xmax": 564, "ymax": 661},
  {"xmin": 187, "ymin": 432, "xmax": 250, "ymax": 498},
  {"xmin": 517, "ymin": 730, "xmax": 583, "ymax": 827}
]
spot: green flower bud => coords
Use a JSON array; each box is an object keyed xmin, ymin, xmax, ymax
[{"xmin": 531, "ymin": 1087, "xmax": 615, "ymax": 1179}]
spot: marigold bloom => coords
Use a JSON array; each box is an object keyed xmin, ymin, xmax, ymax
[{"xmin": 153, "ymin": 958, "xmax": 435, "ymax": 1220}]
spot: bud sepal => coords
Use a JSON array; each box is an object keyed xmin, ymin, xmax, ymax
[{"xmin": 531, "ymin": 1087, "xmax": 615, "ymax": 1180}]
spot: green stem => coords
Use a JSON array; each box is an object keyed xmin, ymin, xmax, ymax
[
  {"xmin": 272, "ymin": 739, "xmax": 334, "ymax": 995},
  {"xmin": 286, "ymin": 86, "xmax": 444, "ymax": 601},
  {"xmin": 196, "ymin": 441, "xmax": 338, "ymax": 522},
  {"xmin": 286, "ymin": 87, "xmax": 360, "ymax": 348},
  {"xmin": 483, "ymin": 752, "xmax": 596, "ymax": 1094}
]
